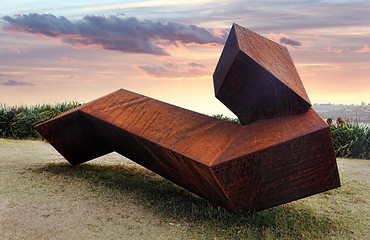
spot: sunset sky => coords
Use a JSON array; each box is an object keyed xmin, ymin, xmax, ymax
[{"xmin": 0, "ymin": 0, "xmax": 369, "ymax": 117}]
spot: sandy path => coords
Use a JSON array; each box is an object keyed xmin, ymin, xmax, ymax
[{"xmin": 0, "ymin": 139, "xmax": 203, "ymax": 240}]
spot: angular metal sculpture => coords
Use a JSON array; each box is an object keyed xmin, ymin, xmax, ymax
[
  {"xmin": 35, "ymin": 23, "xmax": 340, "ymax": 212},
  {"xmin": 214, "ymin": 24, "xmax": 311, "ymax": 125}
]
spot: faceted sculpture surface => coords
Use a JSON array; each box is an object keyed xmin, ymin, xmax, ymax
[
  {"xmin": 214, "ymin": 24, "xmax": 311, "ymax": 125},
  {"xmin": 35, "ymin": 24, "xmax": 340, "ymax": 212}
]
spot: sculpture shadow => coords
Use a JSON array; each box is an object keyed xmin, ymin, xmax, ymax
[{"xmin": 36, "ymin": 162, "xmax": 336, "ymax": 238}]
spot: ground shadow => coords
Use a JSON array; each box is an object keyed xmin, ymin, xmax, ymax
[{"xmin": 36, "ymin": 162, "xmax": 337, "ymax": 239}]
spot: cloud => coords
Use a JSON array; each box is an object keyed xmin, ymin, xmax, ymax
[
  {"xmin": 355, "ymin": 44, "xmax": 370, "ymax": 53},
  {"xmin": 9, "ymin": 46, "xmax": 29, "ymax": 55},
  {"xmin": 279, "ymin": 37, "xmax": 301, "ymax": 47},
  {"xmin": 1, "ymin": 13, "xmax": 227, "ymax": 56},
  {"xmin": 188, "ymin": 62, "xmax": 205, "ymax": 68},
  {"xmin": 299, "ymin": 30, "xmax": 319, "ymax": 38},
  {"xmin": 182, "ymin": 0, "xmax": 370, "ymax": 32},
  {"xmin": 327, "ymin": 46, "xmax": 343, "ymax": 53},
  {"xmin": 137, "ymin": 60, "xmax": 208, "ymax": 78},
  {"xmin": 0, "ymin": 80, "xmax": 35, "ymax": 86},
  {"xmin": 62, "ymin": 57, "xmax": 75, "ymax": 63},
  {"xmin": 325, "ymin": 45, "xmax": 370, "ymax": 54},
  {"xmin": 84, "ymin": 0, "xmax": 215, "ymax": 10}
]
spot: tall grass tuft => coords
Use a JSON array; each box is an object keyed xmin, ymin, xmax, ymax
[
  {"xmin": 212, "ymin": 114, "xmax": 241, "ymax": 125},
  {"xmin": 0, "ymin": 102, "xmax": 81, "ymax": 139},
  {"xmin": 330, "ymin": 121, "xmax": 369, "ymax": 159}
]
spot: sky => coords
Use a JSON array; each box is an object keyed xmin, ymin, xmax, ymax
[{"xmin": 0, "ymin": 0, "xmax": 369, "ymax": 117}]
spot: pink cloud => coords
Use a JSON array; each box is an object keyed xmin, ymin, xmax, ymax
[
  {"xmin": 265, "ymin": 32, "xmax": 280, "ymax": 43},
  {"xmin": 9, "ymin": 46, "xmax": 28, "ymax": 55},
  {"xmin": 137, "ymin": 59, "xmax": 208, "ymax": 78},
  {"xmin": 266, "ymin": 32, "xmax": 301, "ymax": 48},
  {"xmin": 326, "ymin": 46, "xmax": 343, "ymax": 53},
  {"xmin": 355, "ymin": 44, "xmax": 370, "ymax": 53},
  {"xmin": 299, "ymin": 30, "xmax": 319, "ymax": 38},
  {"xmin": 279, "ymin": 33, "xmax": 290, "ymax": 39},
  {"xmin": 62, "ymin": 57, "xmax": 75, "ymax": 63}
]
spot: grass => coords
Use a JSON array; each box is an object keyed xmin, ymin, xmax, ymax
[
  {"xmin": 0, "ymin": 102, "xmax": 81, "ymax": 139},
  {"xmin": 39, "ymin": 162, "xmax": 340, "ymax": 239},
  {"xmin": 211, "ymin": 114, "xmax": 241, "ymax": 125},
  {"xmin": 330, "ymin": 121, "xmax": 369, "ymax": 159}
]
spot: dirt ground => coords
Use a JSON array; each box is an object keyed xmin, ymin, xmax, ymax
[
  {"xmin": 0, "ymin": 139, "xmax": 369, "ymax": 239},
  {"xmin": 0, "ymin": 139, "xmax": 206, "ymax": 240}
]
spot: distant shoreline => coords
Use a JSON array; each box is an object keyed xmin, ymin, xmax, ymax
[{"xmin": 313, "ymin": 103, "xmax": 369, "ymax": 123}]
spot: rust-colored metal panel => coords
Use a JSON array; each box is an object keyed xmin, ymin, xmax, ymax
[
  {"xmin": 35, "ymin": 24, "xmax": 340, "ymax": 212},
  {"xmin": 213, "ymin": 24, "xmax": 311, "ymax": 125},
  {"xmin": 211, "ymin": 114, "xmax": 340, "ymax": 211},
  {"xmin": 36, "ymin": 107, "xmax": 113, "ymax": 165}
]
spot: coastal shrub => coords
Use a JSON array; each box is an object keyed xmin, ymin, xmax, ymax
[
  {"xmin": 0, "ymin": 102, "xmax": 81, "ymax": 139},
  {"xmin": 330, "ymin": 122, "xmax": 369, "ymax": 159},
  {"xmin": 212, "ymin": 114, "xmax": 241, "ymax": 125}
]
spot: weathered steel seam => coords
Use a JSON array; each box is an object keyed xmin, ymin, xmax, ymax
[
  {"xmin": 213, "ymin": 24, "xmax": 239, "ymax": 95},
  {"xmin": 78, "ymin": 110, "xmax": 213, "ymax": 168},
  {"xmin": 322, "ymin": 157, "xmax": 340, "ymax": 185},
  {"xmin": 211, "ymin": 125, "xmax": 330, "ymax": 168},
  {"xmin": 234, "ymin": 50, "xmax": 311, "ymax": 110},
  {"xmin": 208, "ymin": 169, "xmax": 236, "ymax": 210}
]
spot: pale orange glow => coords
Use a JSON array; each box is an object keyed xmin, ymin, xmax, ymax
[
  {"xmin": 327, "ymin": 46, "xmax": 343, "ymax": 53},
  {"xmin": 1, "ymin": 37, "xmax": 368, "ymax": 114},
  {"xmin": 299, "ymin": 30, "xmax": 320, "ymax": 38},
  {"xmin": 1, "ymin": 9, "xmax": 369, "ymax": 117},
  {"xmin": 355, "ymin": 44, "xmax": 370, "ymax": 53},
  {"xmin": 84, "ymin": 0, "xmax": 214, "ymax": 10},
  {"xmin": 212, "ymin": 28, "xmax": 228, "ymax": 38},
  {"xmin": 265, "ymin": 32, "xmax": 280, "ymax": 43},
  {"xmin": 158, "ymin": 41, "xmax": 189, "ymax": 56},
  {"xmin": 279, "ymin": 33, "xmax": 291, "ymax": 39}
]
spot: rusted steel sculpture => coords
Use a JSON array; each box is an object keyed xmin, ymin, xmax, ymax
[
  {"xmin": 36, "ymin": 24, "xmax": 340, "ymax": 212},
  {"xmin": 214, "ymin": 24, "xmax": 311, "ymax": 124}
]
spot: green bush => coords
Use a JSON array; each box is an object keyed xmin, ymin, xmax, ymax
[
  {"xmin": 212, "ymin": 114, "xmax": 241, "ymax": 125},
  {"xmin": 330, "ymin": 122, "xmax": 369, "ymax": 159},
  {"xmin": 0, "ymin": 102, "xmax": 81, "ymax": 139}
]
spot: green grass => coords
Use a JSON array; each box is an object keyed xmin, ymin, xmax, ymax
[
  {"xmin": 0, "ymin": 102, "xmax": 81, "ymax": 139},
  {"xmin": 330, "ymin": 122, "xmax": 369, "ymax": 159},
  {"xmin": 212, "ymin": 114, "xmax": 241, "ymax": 125},
  {"xmin": 39, "ymin": 162, "xmax": 339, "ymax": 239}
]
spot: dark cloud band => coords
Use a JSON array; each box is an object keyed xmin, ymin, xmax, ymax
[
  {"xmin": 0, "ymin": 80, "xmax": 35, "ymax": 86},
  {"xmin": 279, "ymin": 37, "xmax": 301, "ymax": 47},
  {"xmin": 1, "ymin": 13, "xmax": 227, "ymax": 55}
]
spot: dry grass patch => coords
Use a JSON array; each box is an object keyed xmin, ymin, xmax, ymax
[{"xmin": 0, "ymin": 139, "xmax": 369, "ymax": 239}]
